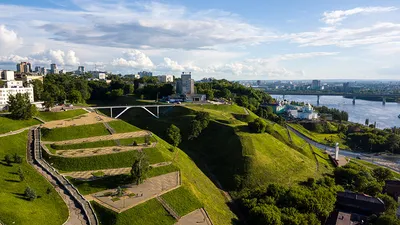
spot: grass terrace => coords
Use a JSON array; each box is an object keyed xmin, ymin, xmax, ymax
[
  {"xmin": 37, "ymin": 109, "xmax": 87, "ymax": 122},
  {"xmin": 92, "ymin": 199, "xmax": 175, "ymax": 225},
  {"xmin": 108, "ymin": 120, "xmax": 141, "ymax": 133},
  {"xmin": 0, "ymin": 116, "xmax": 40, "ymax": 134},
  {"xmin": 43, "ymin": 147, "xmax": 166, "ymax": 172},
  {"xmin": 160, "ymin": 187, "xmax": 203, "ymax": 217},
  {"xmin": 68, "ymin": 164, "xmax": 180, "ymax": 195},
  {"xmin": 41, "ymin": 123, "xmax": 110, "ymax": 141},
  {"xmin": 0, "ymin": 132, "xmax": 68, "ymax": 225}
]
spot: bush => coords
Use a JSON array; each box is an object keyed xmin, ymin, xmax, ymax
[
  {"xmin": 24, "ymin": 186, "xmax": 37, "ymax": 201},
  {"xmin": 4, "ymin": 154, "xmax": 12, "ymax": 166},
  {"xmin": 13, "ymin": 153, "xmax": 23, "ymax": 164},
  {"xmin": 133, "ymin": 141, "xmax": 138, "ymax": 146},
  {"xmin": 248, "ymin": 118, "xmax": 267, "ymax": 133}
]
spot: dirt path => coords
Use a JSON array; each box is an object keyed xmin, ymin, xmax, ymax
[
  {"xmin": 43, "ymin": 143, "xmax": 156, "ymax": 158},
  {"xmin": 42, "ymin": 112, "xmax": 115, "ymax": 129},
  {"xmin": 62, "ymin": 162, "xmax": 172, "ymax": 180},
  {"xmin": 42, "ymin": 131, "xmax": 149, "ymax": 145},
  {"xmin": 0, "ymin": 125, "xmax": 39, "ymax": 138}
]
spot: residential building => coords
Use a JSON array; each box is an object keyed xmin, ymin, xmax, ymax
[
  {"xmin": 40, "ymin": 67, "xmax": 46, "ymax": 75},
  {"xmin": 311, "ymin": 80, "xmax": 321, "ymax": 90},
  {"xmin": 59, "ymin": 70, "xmax": 65, "ymax": 74},
  {"xmin": 92, "ymin": 71, "xmax": 107, "ymax": 80},
  {"xmin": 181, "ymin": 72, "xmax": 194, "ymax": 94},
  {"xmin": 22, "ymin": 75, "xmax": 44, "ymax": 83},
  {"xmin": 157, "ymin": 75, "xmax": 174, "ymax": 83},
  {"xmin": 336, "ymin": 191, "xmax": 385, "ymax": 215},
  {"xmin": 17, "ymin": 62, "xmax": 28, "ymax": 73},
  {"xmin": 1, "ymin": 70, "xmax": 15, "ymax": 81},
  {"xmin": 50, "ymin": 63, "xmax": 58, "ymax": 74},
  {"xmin": 138, "ymin": 71, "xmax": 153, "ymax": 77},
  {"xmin": 0, "ymin": 74, "xmax": 34, "ymax": 110}
]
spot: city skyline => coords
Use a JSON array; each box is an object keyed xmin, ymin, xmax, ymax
[{"xmin": 0, "ymin": 0, "xmax": 400, "ymax": 80}]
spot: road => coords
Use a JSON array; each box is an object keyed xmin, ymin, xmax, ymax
[{"xmin": 287, "ymin": 126, "xmax": 400, "ymax": 173}]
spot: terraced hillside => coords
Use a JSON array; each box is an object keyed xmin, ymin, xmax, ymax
[
  {"xmin": 115, "ymin": 104, "xmax": 334, "ymax": 191},
  {"xmin": 38, "ymin": 114, "xmax": 236, "ymax": 224},
  {"xmin": 0, "ymin": 109, "xmax": 92, "ymax": 225}
]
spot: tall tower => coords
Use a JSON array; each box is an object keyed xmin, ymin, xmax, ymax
[{"xmin": 335, "ymin": 143, "xmax": 339, "ymax": 160}]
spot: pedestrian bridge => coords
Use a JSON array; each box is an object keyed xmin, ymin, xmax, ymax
[{"xmin": 89, "ymin": 104, "xmax": 185, "ymax": 119}]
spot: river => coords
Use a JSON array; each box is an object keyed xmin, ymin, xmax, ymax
[{"xmin": 271, "ymin": 95, "xmax": 400, "ymax": 129}]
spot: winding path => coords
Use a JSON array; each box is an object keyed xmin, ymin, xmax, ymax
[{"xmin": 28, "ymin": 128, "xmax": 99, "ymax": 225}]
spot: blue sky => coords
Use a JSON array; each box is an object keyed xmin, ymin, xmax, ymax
[{"xmin": 0, "ymin": 0, "xmax": 400, "ymax": 80}]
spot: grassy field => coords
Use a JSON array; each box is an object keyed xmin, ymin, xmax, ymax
[
  {"xmin": 37, "ymin": 109, "xmax": 87, "ymax": 121},
  {"xmin": 41, "ymin": 123, "xmax": 110, "ymax": 141},
  {"xmin": 161, "ymin": 187, "xmax": 203, "ymax": 217},
  {"xmin": 289, "ymin": 123, "xmax": 350, "ymax": 150},
  {"xmin": 0, "ymin": 116, "xmax": 40, "ymax": 134},
  {"xmin": 43, "ymin": 148, "xmax": 166, "ymax": 172},
  {"xmin": 108, "ymin": 120, "xmax": 141, "ymax": 133},
  {"xmin": 0, "ymin": 132, "xmax": 68, "ymax": 225},
  {"xmin": 351, "ymin": 159, "xmax": 400, "ymax": 180},
  {"xmin": 68, "ymin": 164, "xmax": 180, "ymax": 195},
  {"xmin": 47, "ymin": 137, "xmax": 148, "ymax": 152},
  {"xmin": 92, "ymin": 199, "xmax": 176, "ymax": 225}
]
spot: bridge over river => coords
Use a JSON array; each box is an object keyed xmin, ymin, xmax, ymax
[{"xmin": 263, "ymin": 90, "xmax": 400, "ymax": 105}]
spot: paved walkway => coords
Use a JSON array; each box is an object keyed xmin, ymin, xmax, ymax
[
  {"xmin": 42, "ymin": 131, "xmax": 149, "ymax": 145},
  {"xmin": 42, "ymin": 112, "xmax": 115, "ymax": 129},
  {"xmin": 62, "ymin": 162, "xmax": 172, "ymax": 180},
  {"xmin": 88, "ymin": 171, "xmax": 180, "ymax": 213},
  {"xmin": 0, "ymin": 125, "xmax": 39, "ymax": 138},
  {"xmin": 175, "ymin": 208, "xmax": 213, "ymax": 225}
]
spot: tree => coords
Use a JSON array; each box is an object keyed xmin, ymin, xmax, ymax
[
  {"xmin": 189, "ymin": 120, "xmax": 203, "ymax": 140},
  {"xmin": 18, "ymin": 167, "xmax": 24, "ymax": 182},
  {"xmin": 166, "ymin": 125, "xmax": 181, "ymax": 148},
  {"xmin": 24, "ymin": 186, "xmax": 37, "ymax": 201},
  {"xmin": 372, "ymin": 167, "xmax": 393, "ymax": 182},
  {"xmin": 30, "ymin": 80, "xmax": 44, "ymax": 101},
  {"xmin": 4, "ymin": 154, "xmax": 12, "ymax": 166},
  {"xmin": 248, "ymin": 118, "xmax": 267, "ymax": 133},
  {"xmin": 110, "ymin": 89, "xmax": 123, "ymax": 98},
  {"xmin": 68, "ymin": 90, "xmax": 83, "ymax": 103},
  {"xmin": 375, "ymin": 215, "xmax": 400, "ymax": 225},
  {"xmin": 8, "ymin": 93, "xmax": 37, "ymax": 120},
  {"xmin": 116, "ymin": 186, "xmax": 124, "ymax": 197},
  {"xmin": 123, "ymin": 84, "xmax": 134, "ymax": 95},
  {"xmin": 365, "ymin": 118, "xmax": 369, "ymax": 126},
  {"xmin": 130, "ymin": 151, "xmax": 150, "ymax": 185},
  {"xmin": 249, "ymin": 204, "xmax": 282, "ymax": 225},
  {"xmin": 13, "ymin": 153, "xmax": 22, "ymax": 164}
]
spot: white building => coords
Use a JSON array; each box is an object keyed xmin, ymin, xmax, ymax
[
  {"xmin": 181, "ymin": 72, "xmax": 194, "ymax": 94},
  {"xmin": 157, "ymin": 75, "xmax": 174, "ymax": 83},
  {"xmin": 288, "ymin": 103, "xmax": 318, "ymax": 120},
  {"xmin": 0, "ymin": 78, "xmax": 34, "ymax": 110},
  {"xmin": 1, "ymin": 70, "xmax": 15, "ymax": 81},
  {"xmin": 92, "ymin": 71, "xmax": 107, "ymax": 80}
]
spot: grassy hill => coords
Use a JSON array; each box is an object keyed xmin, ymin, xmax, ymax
[
  {"xmin": 0, "ymin": 132, "xmax": 68, "ymax": 225},
  {"xmin": 37, "ymin": 109, "xmax": 87, "ymax": 122},
  {"xmin": 0, "ymin": 116, "xmax": 40, "ymax": 134},
  {"xmin": 115, "ymin": 104, "xmax": 333, "ymax": 192}
]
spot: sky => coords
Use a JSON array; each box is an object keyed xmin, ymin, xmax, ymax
[{"xmin": 0, "ymin": 0, "xmax": 400, "ymax": 80}]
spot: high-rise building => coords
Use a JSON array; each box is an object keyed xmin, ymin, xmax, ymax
[
  {"xmin": 138, "ymin": 71, "xmax": 153, "ymax": 77},
  {"xmin": 50, "ymin": 63, "xmax": 58, "ymax": 74},
  {"xmin": 78, "ymin": 66, "xmax": 85, "ymax": 75},
  {"xmin": 181, "ymin": 72, "xmax": 194, "ymax": 94},
  {"xmin": 311, "ymin": 80, "xmax": 321, "ymax": 90},
  {"xmin": 34, "ymin": 66, "xmax": 41, "ymax": 72},
  {"xmin": 157, "ymin": 75, "xmax": 174, "ymax": 83},
  {"xmin": 1, "ymin": 70, "xmax": 15, "ymax": 81},
  {"xmin": 0, "ymin": 70, "xmax": 33, "ymax": 110},
  {"xmin": 40, "ymin": 67, "xmax": 46, "ymax": 75},
  {"xmin": 16, "ymin": 62, "xmax": 30, "ymax": 73}
]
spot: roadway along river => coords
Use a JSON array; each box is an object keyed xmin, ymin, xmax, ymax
[{"xmin": 271, "ymin": 95, "xmax": 400, "ymax": 129}]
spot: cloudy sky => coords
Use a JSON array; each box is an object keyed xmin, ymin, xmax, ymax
[{"xmin": 1, "ymin": 0, "xmax": 400, "ymax": 80}]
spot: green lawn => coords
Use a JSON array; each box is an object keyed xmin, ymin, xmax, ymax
[
  {"xmin": 108, "ymin": 120, "xmax": 141, "ymax": 133},
  {"xmin": 161, "ymin": 187, "xmax": 203, "ymax": 217},
  {"xmin": 68, "ymin": 164, "xmax": 179, "ymax": 195},
  {"xmin": 0, "ymin": 132, "xmax": 68, "ymax": 225},
  {"xmin": 0, "ymin": 116, "xmax": 40, "ymax": 134},
  {"xmin": 92, "ymin": 199, "xmax": 176, "ymax": 225},
  {"xmin": 289, "ymin": 123, "xmax": 350, "ymax": 150},
  {"xmin": 41, "ymin": 123, "xmax": 110, "ymax": 141},
  {"xmin": 37, "ymin": 109, "xmax": 87, "ymax": 122},
  {"xmin": 47, "ymin": 136, "xmax": 149, "ymax": 152},
  {"xmin": 43, "ymin": 148, "xmax": 166, "ymax": 172}
]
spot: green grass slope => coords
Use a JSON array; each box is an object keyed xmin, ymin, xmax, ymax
[
  {"xmin": 0, "ymin": 116, "xmax": 40, "ymax": 134},
  {"xmin": 161, "ymin": 186, "xmax": 203, "ymax": 217},
  {"xmin": 108, "ymin": 120, "xmax": 141, "ymax": 133},
  {"xmin": 41, "ymin": 123, "xmax": 110, "ymax": 141},
  {"xmin": 37, "ymin": 109, "xmax": 87, "ymax": 122},
  {"xmin": 0, "ymin": 132, "xmax": 68, "ymax": 225}
]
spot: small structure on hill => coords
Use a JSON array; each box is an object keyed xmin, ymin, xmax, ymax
[
  {"xmin": 263, "ymin": 101, "xmax": 318, "ymax": 120},
  {"xmin": 384, "ymin": 180, "xmax": 400, "ymax": 201}
]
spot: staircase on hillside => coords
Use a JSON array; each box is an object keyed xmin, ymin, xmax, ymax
[{"xmin": 103, "ymin": 122, "xmax": 116, "ymax": 134}]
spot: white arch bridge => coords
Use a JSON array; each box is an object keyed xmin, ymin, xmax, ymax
[{"xmin": 88, "ymin": 104, "xmax": 186, "ymax": 119}]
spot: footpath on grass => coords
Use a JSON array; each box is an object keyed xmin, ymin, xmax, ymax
[
  {"xmin": 0, "ymin": 125, "xmax": 40, "ymax": 138},
  {"xmin": 28, "ymin": 128, "xmax": 98, "ymax": 225}
]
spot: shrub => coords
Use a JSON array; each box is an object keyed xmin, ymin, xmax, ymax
[
  {"xmin": 13, "ymin": 153, "xmax": 23, "ymax": 164},
  {"xmin": 24, "ymin": 186, "xmax": 37, "ymax": 201},
  {"xmin": 4, "ymin": 154, "xmax": 12, "ymax": 166},
  {"xmin": 248, "ymin": 118, "xmax": 267, "ymax": 133}
]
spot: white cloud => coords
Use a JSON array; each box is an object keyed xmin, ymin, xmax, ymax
[
  {"xmin": 0, "ymin": 25, "xmax": 23, "ymax": 55},
  {"xmin": 111, "ymin": 50, "xmax": 154, "ymax": 69},
  {"xmin": 321, "ymin": 6, "xmax": 398, "ymax": 25}
]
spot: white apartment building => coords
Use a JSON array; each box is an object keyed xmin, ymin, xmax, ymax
[
  {"xmin": 157, "ymin": 75, "xmax": 174, "ymax": 83},
  {"xmin": 0, "ymin": 71, "xmax": 34, "ymax": 110}
]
